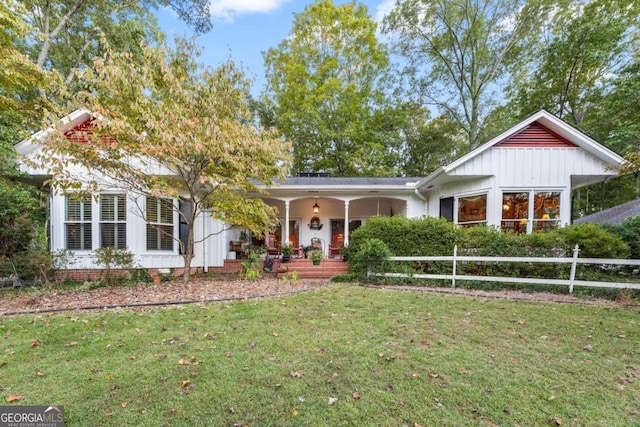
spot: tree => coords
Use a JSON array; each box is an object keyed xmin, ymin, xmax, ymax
[
  {"xmin": 23, "ymin": 0, "xmax": 211, "ymax": 72},
  {"xmin": 0, "ymin": 0, "xmax": 58, "ymax": 152},
  {"xmin": 397, "ymin": 105, "xmax": 460, "ymax": 176},
  {"xmin": 261, "ymin": 0, "xmax": 402, "ymax": 176},
  {"xmin": 384, "ymin": 0, "xmax": 555, "ymax": 149},
  {"xmin": 506, "ymin": 0, "xmax": 639, "ymax": 127},
  {"xmin": 39, "ymin": 38, "xmax": 292, "ymax": 282}
]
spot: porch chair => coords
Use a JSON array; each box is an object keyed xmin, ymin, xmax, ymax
[
  {"xmin": 266, "ymin": 234, "xmax": 280, "ymax": 257},
  {"xmin": 328, "ymin": 234, "xmax": 344, "ymax": 258}
]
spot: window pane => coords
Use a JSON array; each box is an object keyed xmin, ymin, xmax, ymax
[
  {"xmin": 67, "ymin": 223, "xmax": 92, "ymax": 250},
  {"xmin": 160, "ymin": 225, "xmax": 173, "ymax": 250},
  {"xmin": 147, "ymin": 224, "xmax": 173, "ymax": 251},
  {"xmin": 66, "ymin": 224, "xmax": 81, "ymax": 250},
  {"xmin": 160, "ymin": 199, "xmax": 173, "ymax": 223},
  {"xmin": 146, "ymin": 197, "xmax": 158, "ymax": 223},
  {"xmin": 533, "ymin": 192, "xmax": 560, "ymax": 231},
  {"xmin": 67, "ymin": 197, "xmax": 91, "ymax": 221},
  {"xmin": 458, "ymin": 195, "xmax": 487, "ymax": 225},
  {"xmin": 146, "ymin": 224, "xmax": 158, "ymax": 250},
  {"xmin": 502, "ymin": 192, "xmax": 529, "ymax": 233},
  {"xmin": 101, "ymin": 223, "xmax": 115, "ymax": 248},
  {"xmin": 100, "ymin": 195, "xmax": 115, "ymax": 221}
]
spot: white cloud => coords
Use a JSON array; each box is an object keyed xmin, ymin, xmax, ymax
[
  {"xmin": 374, "ymin": 0, "xmax": 396, "ymax": 24},
  {"xmin": 210, "ymin": 0, "xmax": 291, "ymax": 23}
]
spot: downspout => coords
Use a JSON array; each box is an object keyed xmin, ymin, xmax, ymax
[
  {"xmin": 202, "ymin": 212, "xmax": 208, "ymax": 273},
  {"xmin": 414, "ymin": 188, "xmax": 428, "ymax": 217}
]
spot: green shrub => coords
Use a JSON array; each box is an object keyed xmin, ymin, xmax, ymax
[
  {"xmin": 348, "ymin": 238, "xmax": 393, "ymax": 282},
  {"xmin": 92, "ymin": 247, "xmax": 136, "ymax": 285},
  {"xmin": 603, "ymin": 216, "xmax": 640, "ymax": 259},
  {"xmin": 349, "ymin": 216, "xmax": 457, "ymax": 257},
  {"xmin": 558, "ymin": 223, "xmax": 630, "ymax": 259}
]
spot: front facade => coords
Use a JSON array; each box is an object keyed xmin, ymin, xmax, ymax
[{"xmin": 16, "ymin": 110, "xmax": 624, "ymax": 271}]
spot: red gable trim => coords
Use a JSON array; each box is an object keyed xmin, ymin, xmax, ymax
[
  {"xmin": 495, "ymin": 122, "xmax": 577, "ymax": 148},
  {"xmin": 63, "ymin": 119, "xmax": 117, "ymax": 145}
]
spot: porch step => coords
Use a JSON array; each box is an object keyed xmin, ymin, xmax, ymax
[{"xmin": 273, "ymin": 258, "xmax": 348, "ymax": 279}]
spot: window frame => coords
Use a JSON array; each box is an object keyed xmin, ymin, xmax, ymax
[
  {"xmin": 146, "ymin": 196, "xmax": 175, "ymax": 252},
  {"xmin": 456, "ymin": 193, "xmax": 488, "ymax": 228},
  {"xmin": 65, "ymin": 195, "xmax": 92, "ymax": 251},
  {"xmin": 99, "ymin": 193, "xmax": 127, "ymax": 249},
  {"xmin": 501, "ymin": 189, "xmax": 562, "ymax": 234}
]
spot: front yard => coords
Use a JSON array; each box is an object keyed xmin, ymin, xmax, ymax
[{"xmin": 0, "ymin": 284, "xmax": 638, "ymax": 425}]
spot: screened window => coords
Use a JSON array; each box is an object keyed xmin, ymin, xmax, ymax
[
  {"xmin": 66, "ymin": 196, "xmax": 92, "ymax": 250},
  {"xmin": 457, "ymin": 194, "xmax": 487, "ymax": 227},
  {"xmin": 100, "ymin": 194, "xmax": 127, "ymax": 249},
  {"xmin": 146, "ymin": 197, "xmax": 174, "ymax": 251}
]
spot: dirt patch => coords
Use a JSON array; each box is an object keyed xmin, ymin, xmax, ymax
[{"xmin": 0, "ymin": 276, "xmax": 329, "ymax": 315}]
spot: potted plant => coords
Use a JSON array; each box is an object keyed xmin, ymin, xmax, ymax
[
  {"xmin": 310, "ymin": 249, "xmax": 323, "ymax": 266},
  {"xmin": 281, "ymin": 245, "xmax": 293, "ymax": 262},
  {"xmin": 302, "ymin": 245, "xmax": 313, "ymax": 258}
]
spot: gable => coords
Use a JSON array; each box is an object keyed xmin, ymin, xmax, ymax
[
  {"xmin": 495, "ymin": 122, "xmax": 577, "ymax": 148},
  {"xmin": 64, "ymin": 120, "xmax": 96, "ymax": 144}
]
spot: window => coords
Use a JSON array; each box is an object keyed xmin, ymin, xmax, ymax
[
  {"xmin": 502, "ymin": 192, "xmax": 529, "ymax": 233},
  {"xmin": 533, "ymin": 192, "xmax": 560, "ymax": 231},
  {"xmin": 502, "ymin": 191, "xmax": 561, "ymax": 233},
  {"xmin": 440, "ymin": 197, "xmax": 454, "ymax": 222},
  {"xmin": 457, "ymin": 194, "xmax": 487, "ymax": 227},
  {"xmin": 146, "ymin": 197, "xmax": 174, "ymax": 251},
  {"xmin": 66, "ymin": 196, "xmax": 92, "ymax": 250},
  {"xmin": 100, "ymin": 194, "xmax": 126, "ymax": 249}
]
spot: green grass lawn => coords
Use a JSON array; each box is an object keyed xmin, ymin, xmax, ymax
[{"xmin": 1, "ymin": 284, "xmax": 638, "ymax": 426}]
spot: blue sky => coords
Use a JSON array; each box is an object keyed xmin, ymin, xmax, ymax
[{"xmin": 156, "ymin": 0, "xmax": 395, "ymax": 96}]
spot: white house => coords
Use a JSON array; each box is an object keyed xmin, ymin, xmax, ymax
[{"xmin": 16, "ymin": 109, "xmax": 624, "ymax": 272}]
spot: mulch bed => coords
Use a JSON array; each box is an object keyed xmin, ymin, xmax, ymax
[{"xmin": 0, "ymin": 276, "xmax": 633, "ymax": 316}]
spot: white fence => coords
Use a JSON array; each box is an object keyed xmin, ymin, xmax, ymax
[{"xmin": 368, "ymin": 245, "xmax": 640, "ymax": 293}]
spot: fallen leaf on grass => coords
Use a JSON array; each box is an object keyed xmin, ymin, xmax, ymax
[
  {"xmin": 36, "ymin": 370, "xmax": 45, "ymax": 377},
  {"xmin": 583, "ymin": 345, "xmax": 594, "ymax": 352},
  {"xmin": 551, "ymin": 416, "xmax": 562, "ymax": 425},
  {"xmin": 290, "ymin": 371, "xmax": 304, "ymax": 379},
  {"xmin": 6, "ymin": 394, "xmax": 22, "ymax": 403},
  {"xmin": 121, "ymin": 402, "xmax": 127, "ymax": 408},
  {"xmin": 168, "ymin": 408, "xmax": 176, "ymax": 414},
  {"xmin": 66, "ymin": 341, "xmax": 77, "ymax": 347},
  {"xmin": 352, "ymin": 391, "xmax": 361, "ymax": 399},
  {"xmin": 181, "ymin": 380, "xmax": 191, "ymax": 388},
  {"xmin": 31, "ymin": 339, "xmax": 40, "ymax": 347},
  {"xmin": 292, "ymin": 409, "xmax": 298, "ymax": 416},
  {"xmin": 328, "ymin": 397, "xmax": 338, "ymax": 405}
]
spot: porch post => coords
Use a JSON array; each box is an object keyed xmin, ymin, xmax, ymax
[
  {"xmin": 344, "ymin": 200, "xmax": 350, "ymax": 247},
  {"xmin": 284, "ymin": 200, "xmax": 290, "ymax": 246}
]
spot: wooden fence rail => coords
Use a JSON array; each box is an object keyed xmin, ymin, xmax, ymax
[{"xmin": 368, "ymin": 245, "xmax": 640, "ymax": 293}]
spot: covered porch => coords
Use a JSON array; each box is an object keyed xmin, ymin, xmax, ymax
[{"xmin": 262, "ymin": 196, "xmax": 408, "ymax": 258}]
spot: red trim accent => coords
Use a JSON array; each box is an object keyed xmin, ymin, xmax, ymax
[
  {"xmin": 63, "ymin": 119, "xmax": 117, "ymax": 145},
  {"xmin": 495, "ymin": 122, "xmax": 576, "ymax": 147}
]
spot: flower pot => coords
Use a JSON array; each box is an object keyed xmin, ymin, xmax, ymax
[
  {"xmin": 312, "ymin": 260, "xmax": 321, "ymax": 266},
  {"xmin": 282, "ymin": 254, "xmax": 291, "ymax": 263},
  {"xmin": 152, "ymin": 275, "xmax": 162, "ymax": 284}
]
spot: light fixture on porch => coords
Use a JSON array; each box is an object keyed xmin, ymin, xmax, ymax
[{"xmin": 313, "ymin": 197, "xmax": 320, "ymax": 214}]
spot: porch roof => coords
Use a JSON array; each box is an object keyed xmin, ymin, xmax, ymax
[{"xmin": 257, "ymin": 176, "xmax": 423, "ymax": 199}]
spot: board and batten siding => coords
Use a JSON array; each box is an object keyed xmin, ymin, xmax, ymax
[{"xmin": 449, "ymin": 147, "xmax": 611, "ymax": 187}]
